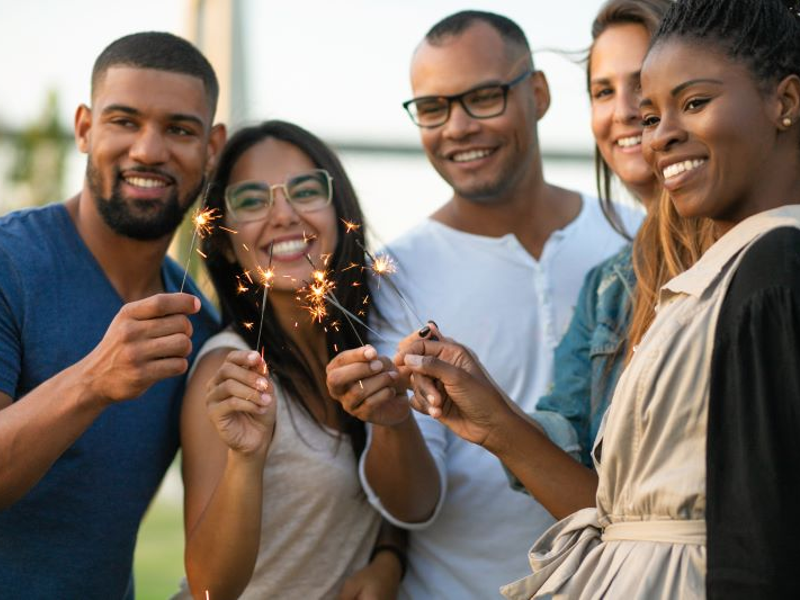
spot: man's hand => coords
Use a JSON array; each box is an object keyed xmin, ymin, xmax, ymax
[
  {"xmin": 326, "ymin": 346, "xmax": 410, "ymax": 426},
  {"xmin": 82, "ymin": 293, "xmax": 200, "ymax": 406}
]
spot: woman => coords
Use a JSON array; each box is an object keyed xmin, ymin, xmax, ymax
[
  {"xmin": 402, "ymin": 0, "xmax": 800, "ymax": 597},
  {"xmin": 175, "ymin": 121, "xmax": 403, "ymax": 599}
]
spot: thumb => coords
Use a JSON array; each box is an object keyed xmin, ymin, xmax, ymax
[{"xmin": 403, "ymin": 353, "xmax": 463, "ymax": 386}]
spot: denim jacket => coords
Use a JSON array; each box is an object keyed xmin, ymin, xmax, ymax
[{"xmin": 532, "ymin": 244, "xmax": 635, "ymax": 468}]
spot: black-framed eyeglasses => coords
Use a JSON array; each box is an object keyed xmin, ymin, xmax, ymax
[
  {"xmin": 402, "ymin": 69, "xmax": 534, "ymax": 128},
  {"xmin": 225, "ymin": 169, "xmax": 333, "ymax": 223}
]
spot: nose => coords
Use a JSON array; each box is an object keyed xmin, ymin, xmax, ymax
[
  {"xmin": 441, "ymin": 100, "xmax": 481, "ymax": 140},
  {"xmin": 646, "ymin": 111, "xmax": 687, "ymax": 154},
  {"xmin": 613, "ymin": 87, "xmax": 640, "ymax": 125},
  {"xmin": 267, "ymin": 186, "xmax": 301, "ymax": 227},
  {"xmin": 129, "ymin": 125, "xmax": 169, "ymax": 165}
]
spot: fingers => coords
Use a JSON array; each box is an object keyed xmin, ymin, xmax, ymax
[
  {"xmin": 326, "ymin": 345, "xmax": 379, "ymax": 373},
  {"xmin": 211, "ymin": 350, "xmax": 271, "ymax": 391},
  {"xmin": 123, "ymin": 292, "xmax": 201, "ymax": 320},
  {"xmin": 402, "ymin": 352, "xmax": 463, "ymax": 387},
  {"xmin": 327, "ymin": 349, "xmax": 389, "ymax": 398}
]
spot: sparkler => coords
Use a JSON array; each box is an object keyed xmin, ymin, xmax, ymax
[
  {"xmin": 179, "ymin": 196, "xmax": 221, "ymax": 292},
  {"xmin": 302, "ymin": 254, "xmax": 387, "ymax": 344},
  {"xmin": 355, "ymin": 239, "xmax": 425, "ymax": 328},
  {"xmin": 254, "ymin": 244, "xmax": 275, "ymax": 355}
]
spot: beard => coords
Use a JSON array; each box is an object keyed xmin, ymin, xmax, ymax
[{"xmin": 87, "ymin": 160, "xmax": 203, "ymax": 241}]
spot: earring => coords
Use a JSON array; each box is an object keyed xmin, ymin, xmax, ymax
[{"xmin": 783, "ymin": 117, "xmax": 793, "ymax": 127}]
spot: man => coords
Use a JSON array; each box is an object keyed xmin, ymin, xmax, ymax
[
  {"xmin": 0, "ymin": 32, "xmax": 224, "ymax": 599},
  {"xmin": 327, "ymin": 11, "xmax": 638, "ymax": 599}
]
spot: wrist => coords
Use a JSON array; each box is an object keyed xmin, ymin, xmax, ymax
[{"xmin": 369, "ymin": 543, "xmax": 407, "ymax": 581}]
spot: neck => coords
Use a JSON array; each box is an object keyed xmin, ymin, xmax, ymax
[
  {"xmin": 433, "ymin": 173, "xmax": 582, "ymax": 259},
  {"xmin": 67, "ymin": 190, "xmax": 173, "ymax": 302}
]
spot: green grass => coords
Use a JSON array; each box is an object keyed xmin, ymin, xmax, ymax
[{"xmin": 134, "ymin": 463, "xmax": 185, "ymax": 600}]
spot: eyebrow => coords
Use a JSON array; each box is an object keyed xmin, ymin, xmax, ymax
[
  {"xmin": 101, "ymin": 104, "xmax": 205, "ymax": 128},
  {"xmin": 640, "ymin": 78, "xmax": 724, "ymax": 108},
  {"xmin": 590, "ymin": 71, "xmax": 641, "ymax": 86}
]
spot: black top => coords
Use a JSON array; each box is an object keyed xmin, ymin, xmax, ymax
[{"xmin": 707, "ymin": 227, "xmax": 800, "ymax": 598}]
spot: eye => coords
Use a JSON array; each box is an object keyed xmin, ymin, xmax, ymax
[
  {"xmin": 684, "ymin": 97, "xmax": 710, "ymax": 111},
  {"xmin": 168, "ymin": 124, "xmax": 196, "ymax": 137},
  {"xmin": 591, "ymin": 87, "xmax": 613, "ymax": 101},
  {"xmin": 641, "ymin": 114, "xmax": 660, "ymax": 128},
  {"xmin": 110, "ymin": 117, "xmax": 136, "ymax": 128},
  {"xmin": 467, "ymin": 86, "xmax": 504, "ymax": 106}
]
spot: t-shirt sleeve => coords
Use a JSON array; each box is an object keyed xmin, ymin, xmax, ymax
[
  {"xmin": 0, "ymin": 247, "xmax": 24, "ymax": 398},
  {"xmin": 706, "ymin": 227, "xmax": 800, "ymax": 599}
]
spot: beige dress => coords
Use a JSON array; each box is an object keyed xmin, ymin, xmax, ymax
[
  {"xmin": 173, "ymin": 331, "xmax": 381, "ymax": 600},
  {"xmin": 502, "ymin": 206, "xmax": 800, "ymax": 599}
]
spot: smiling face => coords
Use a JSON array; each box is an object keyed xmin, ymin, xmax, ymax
[
  {"xmin": 410, "ymin": 22, "xmax": 546, "ymax": 203},
  {"xmin": 76, "ymin": 66, "xmax": 221, "ymax": 240},
  {"xmin": 590, "ymin": 23, "xmax": 656, "ymax": 203},
  {"xmin": 640, "ymin": 38, "xmax": 781, "ymax": 228},
  {"xmin": 224, "ymin": 137, "xmax": 338, "ymax": 293}
]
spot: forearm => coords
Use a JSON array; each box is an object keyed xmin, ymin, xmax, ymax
[
  {"xmin": 487, "ymin": 409, "xmax": 598, "ymax": 520},
  {"xmin": 184, "ymin": 450, "xmax": 265, "ymax": 600},
  {"xmin": 0, "ymin": 360, "xmax": 105, "ymax": 509},
  {"xmin": 365, "ymin": 416, "xmax": 440, "ymax": 523}
]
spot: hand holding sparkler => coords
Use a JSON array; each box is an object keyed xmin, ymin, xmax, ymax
[
  {"xmin": 82, "ymin": 293, "xmax": 200, "ymax": 405},
  {"xmin": 326, "ymin": 345, "xmax": 410, "ymax": 426},
  {"xmin": 205, "ymin": 349, "xmax": 277, "ymax": 457}
]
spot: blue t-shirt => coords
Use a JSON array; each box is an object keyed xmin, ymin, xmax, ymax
[{"xmin": 0, "ymin": 204, "xmax": 219, "ymax": 600}]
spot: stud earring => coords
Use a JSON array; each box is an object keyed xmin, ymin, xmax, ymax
[{"xmin": 783, "ymin": 117, "xmax": 793, "ymax": 127}]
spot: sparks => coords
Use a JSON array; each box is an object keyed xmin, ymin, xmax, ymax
[
  {"xmin": 341, "ymin": 218, "xmax": 361, "ymax": 233},
  {"xmin": 179, "ymin": 188, "xmax": 217, "ymax": 292},
  {"xmin": 254, "ymin": 243, "xmax": 275, "ymax": 355},
  {"xmin": 242, "ymin": 322, "xmax": 254, "ymax": 330}
]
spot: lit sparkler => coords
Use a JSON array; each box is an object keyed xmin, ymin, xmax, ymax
[
  {"xmin": 254, "ymin": 243, "xmax": 275, "ymax": 355},
  {"xmin": 179, "ymin": 196, "xmax": 221, "ymax": 292},
  {"xmin": 355, "ymin": 239, "xmax": 425, "ymax": 327}
]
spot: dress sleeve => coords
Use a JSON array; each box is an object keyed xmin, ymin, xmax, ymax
[{"xmin": 706, "ymin": 227, "xmax": 800, "ymax": 599}]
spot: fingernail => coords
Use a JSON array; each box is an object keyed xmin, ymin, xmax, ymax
[
  {"xmin": 426, "ymin": 394, "xmax": 435, "ymax": 403},
  {"xmin": 249, "ymin": 351, "xmax": 261, "ymax": 363},
  {"xmin": 363, "ymin": 346, "xmax": 377, "ymax": 360},
  {"xmin": 404, "ymin": 354, "xmax": 422, "ymax": 367},
  {"xmin": 429, "ymin": 334, "xmax": 440, "ymax": 342},
  {"xmin": 418, "ymin": 326, "xmax": 431, "ymax": 337},
  {"xmin": 256, "ymin": 377, "xmax": 269, "ymax": 391},
  {"xmin": 369, "ymin": 360, "xmax": 383, "ymax": 372},
  {"xmin": 427, "ymin": 320, "xmax": 438, "ymax": 328},
  {"xmin": 387, "ymin": 370, "xmax": 399, "ymax": 379},
  {"xmin": 260, "ymin": 393, "xmax": 272, "ymax": 405}
]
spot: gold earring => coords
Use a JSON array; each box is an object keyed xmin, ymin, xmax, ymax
[{"xmin": 783, "ymin": 117, "xmax": 793, "ymax": 127}]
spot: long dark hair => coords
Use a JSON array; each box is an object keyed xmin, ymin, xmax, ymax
[
  {"xmin": 588, "ymin": 0, "xmax": 673, "ymax": 239},
  {"xmin": 202, "ymin": 120, "xmax": 368, "ymax": 454}
]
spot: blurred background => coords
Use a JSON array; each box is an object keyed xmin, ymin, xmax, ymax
[{"xmin": 0, "ymin": 0, "xmax": 609, "ymax": 597}]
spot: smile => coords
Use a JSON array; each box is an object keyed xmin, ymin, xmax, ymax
[
  {"xmin": 123, "ymin": 176, "xmax": 168, "ymax": 189},
  {"xmin": 271, "ymin": 238, "xmax": 309, "ymax": 257},
  {"xmin": 663, "ymin": 159, "xmax": 706, "ymax": 180},
  {"xmin": 616, "ymin": 135, "xmax": 641, "ymax": 148},
  {"xmin": 450, "ymin": 148, "xmax": 494, "ymax": 162}
]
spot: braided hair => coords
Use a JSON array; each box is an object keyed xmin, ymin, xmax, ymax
[{"xmin": 652, "ymin": 0, "xmax": 800, "ymax": 89}]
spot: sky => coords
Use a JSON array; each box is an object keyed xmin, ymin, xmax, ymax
[{"xmin": 0, "ymin": 0, "xmax": 610, "ymax": 241}]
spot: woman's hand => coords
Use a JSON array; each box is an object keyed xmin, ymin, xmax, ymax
[
  {"xmin": 326, "ymin": 346, "xmax": 410, "ymax": 426},
  {"xmin": 205, "ymin": 350, "xmax": 277, "ymax": 456},
  {"xmin": 337, "ymin": 551, "xmax": 402, "ymax": 600},
  {"xmin": 395, "ymin": 333, "xmax": 513, "ymax": 448}
]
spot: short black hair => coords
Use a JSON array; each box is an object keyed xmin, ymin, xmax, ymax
[
  {"xmin": 652, "ymin": 0, "xmax": 800, "ymax": 89},
  {"xmin": 425, "ymin": 10, "xmax": 531, "ymax": 58},
  {"xmin": 91, "ymin": 31, "xmax": 219, "ymax": 119}
]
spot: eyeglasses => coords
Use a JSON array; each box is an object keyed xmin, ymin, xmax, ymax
[
  {"xmin": 402, "ymin": 69, "xmax": 534, "ymax": 128},
  {"xmin": 225, "ymin": 169, "xmax": 333, "ymax": 223}
]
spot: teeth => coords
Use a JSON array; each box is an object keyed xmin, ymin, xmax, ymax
[
  {"xmin": 452, "ymin": 149, "xmax": 492, "ymax": 162},
  {"xmin": 125, "ymin": 176, "xmax": 166, "ymax": 189},
  {"xmin": 663, "ymin": 159, "xmax": 706, "ymax": 180},
  {"xmin": 271, "ymin": 239, "xmax": 308, "ymax": 256},
  {"xmin": 617, "ymin": 135, "xmax": 641, "ymax": 148}
]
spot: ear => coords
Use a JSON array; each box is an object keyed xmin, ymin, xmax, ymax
[
  {"xmin": 205, "ymin": 123, "xmax": 227, "ymax": 174},
  {"xmin": 776, "ymin": 73, "xmax": 800, "ymax": 129},
  {"xmin": 74, "ymin": 104, "xmax": 92, "ymax": 154},
  {"xmin": 530, "ymin": 70, "xmax": 551, "ymax": 121}
]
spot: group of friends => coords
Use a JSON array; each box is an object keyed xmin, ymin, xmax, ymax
[{"xmin": 1, "ymin": 0, "xmax": 799, "ymax": 598}]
